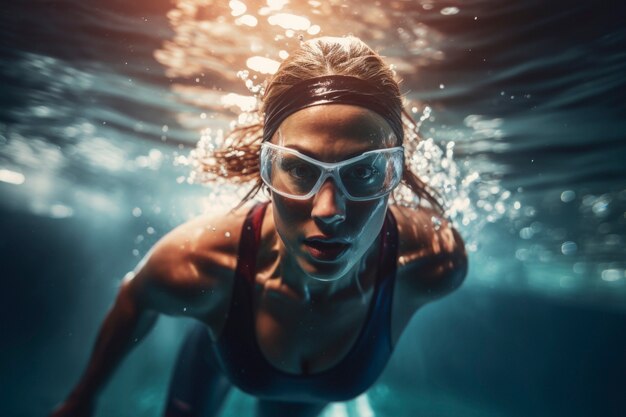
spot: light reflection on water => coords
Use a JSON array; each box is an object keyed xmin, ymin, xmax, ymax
[
  {"xmin": 156, "ymin": 0, "xmax": 626, "ymax": 302},
  {"xmin": 1, "ymin": 0, "xmax": 625, "ymax": 307}
]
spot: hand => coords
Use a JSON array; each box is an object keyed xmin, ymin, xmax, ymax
[{"xmin": 49, "ymin": 398, "xmax": 95, "ymax": 417}]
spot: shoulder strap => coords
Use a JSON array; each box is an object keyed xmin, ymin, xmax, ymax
[
  {"xmin": 235, "ymin": 202, "xmax": 269, "ymax": 285},
  {"xmin": 377, "ymin": 207, "xmax": 399, "ymax": 274},
  {"xmin": 377, "ymin": 207, "xmax": 399, "ymax": 351}
]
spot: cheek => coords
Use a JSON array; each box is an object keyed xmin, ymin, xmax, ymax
[
  {"xmin": 347, "ymin": 198, "xmax": 388, "ymax": 241},
  {"xmin": 272, "ymin": 197, "xmax": 309, "ymax": 240}
]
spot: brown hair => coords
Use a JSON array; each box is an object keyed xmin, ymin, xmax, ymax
[{"xmin": 200, "ymin": 36, "xmax": 443, "ymax": 212}]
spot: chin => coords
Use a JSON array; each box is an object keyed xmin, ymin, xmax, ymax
[{"xmin": 297, "ymin": 254, "xmax": 356, "ymax": 282}]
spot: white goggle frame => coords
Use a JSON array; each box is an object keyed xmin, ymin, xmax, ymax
[{"xmin": 260, "ymin": 142, "xmax": 404, "ymax": 201}]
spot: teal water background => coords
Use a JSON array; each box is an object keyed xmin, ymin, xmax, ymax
[{"xmin": 1, "ymin": 1, "xmax": 625, "ymax": 416}]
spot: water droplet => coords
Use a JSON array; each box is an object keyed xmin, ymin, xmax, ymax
[
  {"xmin": 560, "ymin": 190, "xmax": 575, "ymax": 203},
  {"xmin": 229, "ymin": 0, "xmax": 247, "ymax": 15},
  {"xmin": 601, "ymin": 269, "xmax": 622, "ymax": 282},
  {"xmin": 431, "ymin": 216, "xmax": 442, "ymax": 230},
  {"xmin": 225, "ymin": 231, "xmax": 231, "ymax": 238},
  {"xmin": 132, "ymin": 207, "xmax": 142, "ymax": 217},
  {"xmin": 307, "ymin": 25, "xmax": 321, "ymax": 35},
  {"xmin": 49, "ymin": 204, "xmax": 74, "ymax": 219},
  {"xmin": 519, "ymin": 227, "xmax": 534, "ymax": 240},
  {"xmin": 560, "ymin": 241, "xmax": 577, "ymax": 255},
  {"xmin": 515, "ymin": 248, "xmax": 528, "ymax": 261},
  {"xmin": 440, "ymin": 6, "xmax": 459, "ymax": 15},
  {"xmin": 592, "ymin": 196, "xmax": 610, "ymax": 216}
]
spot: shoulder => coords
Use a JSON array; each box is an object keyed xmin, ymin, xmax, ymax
[
  {"xmin": 120, "ymin": 203, "xmax": 255, "ymax": 317},
  {"xmin": 389, "ymin": 204, "xmax": 468, "ymax": 302}
]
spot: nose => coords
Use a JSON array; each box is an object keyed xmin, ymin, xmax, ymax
[{"xmin": 311, "ymin": 178, "xmax": 346, "ymax": 226}]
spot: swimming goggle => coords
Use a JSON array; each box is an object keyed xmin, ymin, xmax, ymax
[{"xmin": 260, "ymin": 142, "xmax": 404, "ymax": 201}]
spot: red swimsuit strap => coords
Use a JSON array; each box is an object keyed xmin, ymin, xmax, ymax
[{"xmin": 235, "ymin": 202, "xmax": 270, "ymax": 285}]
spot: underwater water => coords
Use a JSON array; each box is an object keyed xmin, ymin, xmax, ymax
[{"xmin": 1, "ymin": 0, "xmax": 625, "ymax": 416}]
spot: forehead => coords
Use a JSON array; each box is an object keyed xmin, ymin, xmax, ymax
[{"xmin": 273, "ymin": 104, "xmax": 397, "ymax": 160}]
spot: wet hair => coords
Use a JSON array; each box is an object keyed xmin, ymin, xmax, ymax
[{"xmin": 202, "ymin": 36, "xmax": 443, "ymax": 212}]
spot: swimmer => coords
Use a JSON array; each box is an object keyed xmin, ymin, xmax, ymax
[{"xmin": 50, "ymin": 36, "xmax": 467, "ymax": 417}]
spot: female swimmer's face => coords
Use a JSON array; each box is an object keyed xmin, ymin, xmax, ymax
[{"xmin": 270, "ymin": 104, "xmax": 399, "ymax": 280}]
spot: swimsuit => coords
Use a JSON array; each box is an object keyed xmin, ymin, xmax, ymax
[{"xmin": 209, "ymin": 202, "xmax": 399, "ymax": 403}]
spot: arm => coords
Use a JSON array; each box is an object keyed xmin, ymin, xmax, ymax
[
  {"xmin": 410, "ymin": 225, "xmax": 467, "ymax": 300},
  {"xmin": 50, "ymin": 214, "xmax": 238, "ymax": 417},
  {"xmin": 51, "ymin": 278, "xmax": 158, "ymax": 416},
  {"xmin": 394, "ymin": 206, "xmax": 468, "ymax": 302}
]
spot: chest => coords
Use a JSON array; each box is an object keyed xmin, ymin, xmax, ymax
[
  {"xmin": 254, "ymin": 291, "xmax": 369, "ymax": 374},
  {"xmin": 253, "ymin": 267, "xmax": 420, "ymax": 375}
]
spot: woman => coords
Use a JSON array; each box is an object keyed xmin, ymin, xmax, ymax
[{"xmin": 51, "ymin": 36, "xmax": 467, "ymax": 417}]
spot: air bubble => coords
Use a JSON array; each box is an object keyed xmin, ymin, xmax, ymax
[
  {"xmin": 601, "ymin": 269, "xmax": 622, "ymax": 282},
  {"xmin": 560, "ymin": 241, "xmax": 577, "ymax": 255},
  {"xmin": 560, "ymin": 190, "xmax": 575, "ymax": 203}
]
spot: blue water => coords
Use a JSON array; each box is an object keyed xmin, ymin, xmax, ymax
[{"xmin": 1, "ymin": 1, "xmax": 625, "ymax": 416}]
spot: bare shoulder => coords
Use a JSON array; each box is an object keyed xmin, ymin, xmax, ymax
[
  {"xmin": 121, "ymin": 203, "xmax": 253, "ymax": 318},
  {"xmin": 389, "ymin": 204, "xmax": 468, "ymax": 302}
]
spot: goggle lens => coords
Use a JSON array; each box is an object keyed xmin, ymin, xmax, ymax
[{"xmin": 260, "ymin": 143, "xmax": 403, "ymax": 201}]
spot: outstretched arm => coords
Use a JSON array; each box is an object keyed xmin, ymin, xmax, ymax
[
  {"xmin": 49, "ymin": 213, "xmax": 238, "ymax": 417},
  {"xmin": 50, "ymin": 277, "xmax": 158, "ymax": 417}
]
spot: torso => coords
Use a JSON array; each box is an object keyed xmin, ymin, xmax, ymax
[
  {"xmin": 195, "ymin": 202, "xmax": 428, "ymax": 376},
  {"xmin": 136, "ymin": 183, "xmax": 463, "ymax": 402}
]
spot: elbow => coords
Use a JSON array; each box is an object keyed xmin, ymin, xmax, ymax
[
  {"xmin": 110, "ymin": 280, "xmax": 158, "ymax": 342},
  {"xmin": 447, "ymin": 249, "xmax": 468, "ymax": 293},
  {"xmin": 447, "ymin": 227, "xmax": 468, "ymax": 292},
  {"xmin": 422, "ymin": 228, "xmax": 468, "ymax": 299},
  {"xmin": 115, "ymin": 279, "xmax": 141, "ymax": 314}
]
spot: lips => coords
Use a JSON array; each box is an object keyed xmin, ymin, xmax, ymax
[{"xmin": 303, "ymin": 237, "xmax": 350, "ymax": 261}]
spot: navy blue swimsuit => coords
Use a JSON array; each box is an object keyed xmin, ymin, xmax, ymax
[{"xmin": 209, "ymin": 202, "xmax": 399, "ymax": 403}]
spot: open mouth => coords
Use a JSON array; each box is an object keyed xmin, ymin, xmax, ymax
[{"xmin": 303, "ymin": 239, "xmax": 350, "ymax": 261}]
